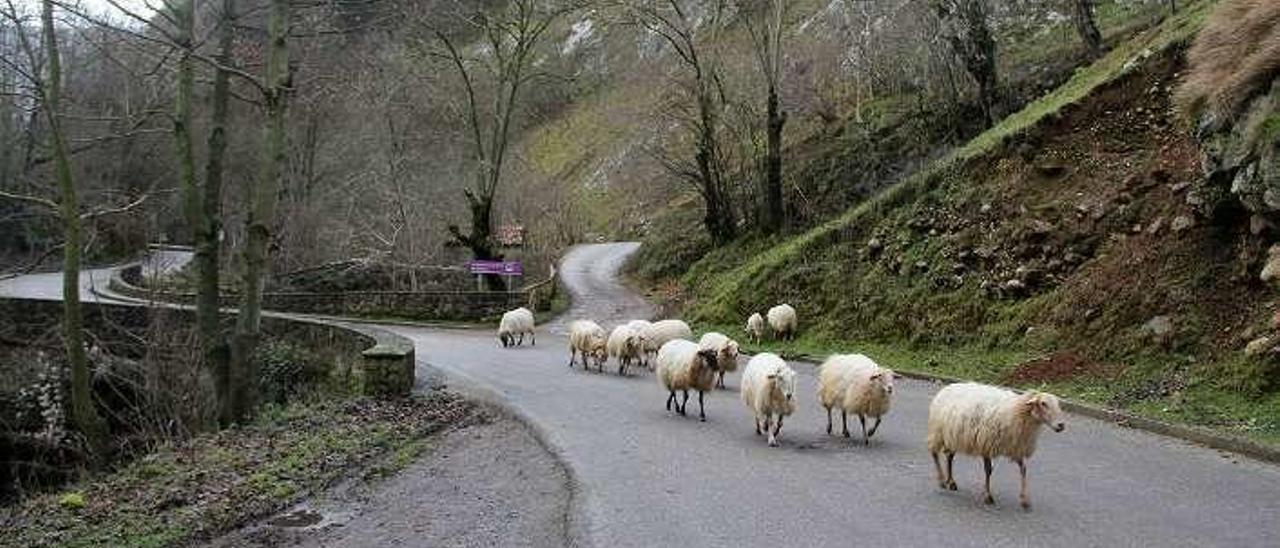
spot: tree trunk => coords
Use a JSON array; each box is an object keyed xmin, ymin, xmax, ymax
[
  {"xmin": 1071, "ymin": 0, "xmax": 1105, "ymax": 60},
  {"xmin": 762, "ymin": 85, "xmax": 785, "ymax": 233},
  {"xmin": 696, "ymin": 86, "xmax": 735, "ymax": 244},
  {"xmin": 938, "ymin": 0, "xmax": 999, "ymax": 124},
  {"xmin": 229, "ymin": 0, "xmax": 288, "ymax": 423},
  {"xmin": 42, "ymin": 0, "xmax": 107, "ymax": 451},
  {"xmin": 201, "ymin": 0, "xmax": 235, "ymax": 426}
]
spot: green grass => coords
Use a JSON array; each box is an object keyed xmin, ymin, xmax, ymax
[
  {"xmin": 0, "ymin": 393, "xmax": 479, "ymax": 548},
  {"xmin": 695, "ymin": 321, "xmax": 1280, "ymax": 446}
]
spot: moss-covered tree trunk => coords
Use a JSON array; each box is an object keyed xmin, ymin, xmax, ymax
[
  {"xmin": 763, "ymin": 85, "xmax": 785, "ymax": 233},
  {"xmin": 229, "ymin": 0, "xmax": 288, "ymax": 423},
  {"xmin": 41, "ymin": 0, "xmax": 107, "ymax": 451},
  {"xmin": 201, "ymin": 0, "xmax": 235, "ymax": 426}
]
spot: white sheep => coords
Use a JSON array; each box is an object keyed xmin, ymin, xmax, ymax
[
  {"xmin": 745, "ymin": 312, "xmax": 765, "ymax": 344},
  {"xmin": 926, "ymin": 382, "xmax": 1067, "ymax": 510},
  {"xmin": 655, "ymin": 339, "xmax": 721, "ymax": 421},
  {"xmin": 766, "ymin": 304, "xmax": 797, "ymax": 341},
  {"xmin": 698, "ymin": 332, "xmax": 740, "ymax": 389},
  {"xmin": 644, "ymin": 319, "xmax": 693, "ymax": 366},
  {"xmin": 497, "ymin": 307, "xmax": 535, "ymax": 348},
  {"xmin": 816, "ymin": 354, "xmax": 894, "ymax": 444},
  {"xmin": 607, "ymin": 324, "xmax": 646, "ymax": 376},
  {"xmin": 567, "ymin": 320, "xmax": 608, "ymax": 372},
  {"xmin": 740, "ymin": 353, "xmax": 797, "ymax": 447},
  {"xmin": 625, "ymin": 319, "xmax": 654, "ymax": 367}
]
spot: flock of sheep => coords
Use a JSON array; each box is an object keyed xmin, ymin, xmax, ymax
[{"xmin": 497, "ymin": 304, "xmax": 1068, "ymax": 510}]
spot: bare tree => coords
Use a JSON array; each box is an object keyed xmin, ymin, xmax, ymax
[
  {"xmin": 433, "ymin": 0, "xmax": 571, "ymax": 287},
  {"xmin": 743, "ymin": 0, "xmax": 785, "ymax": 234},
  {"xmin": 228, "ymin": 0, "xmax": 290, "ymax": 422},
  {"xmin": 0, "ymin": 0, "xmax": 110, "ymax": 452},
  {"xmin": 621, "ymin": 0, "xmax": 736, "ymax": 243},
  {"xmin": 932, "ymin": 0, "xmax": 998, "ymax": 124}
]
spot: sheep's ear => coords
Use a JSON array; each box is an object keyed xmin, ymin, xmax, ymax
[
  {"xmin": 869, "ymin": 372, "xmax": 882, "ymax": 380},
  {"xmin": 766, "ymin": 372, "xmax": 778, "ymax": 379}
]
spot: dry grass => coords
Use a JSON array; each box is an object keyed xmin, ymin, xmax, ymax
[{"xmin": 1176, "ymin": 0, "xmax": 1280, "ymax": 124}]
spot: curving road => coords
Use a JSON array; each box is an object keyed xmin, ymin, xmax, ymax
[
  {"xmin": 386, "ymin": 243, "xmax": 1280, "ymax": 548},
  {"xmin": 4, "ymin": 243, "xmax": 1280, "ymax": 547}
]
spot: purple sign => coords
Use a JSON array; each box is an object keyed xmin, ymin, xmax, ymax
[{"xmin": 469, "ymin": 260, "xmax": 523, "ymax": 276}]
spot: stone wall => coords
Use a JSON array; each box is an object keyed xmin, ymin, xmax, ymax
[
  {"xmin": 0, "ymin": 298, "xmax": 415, "ymax": 398},
  {"xmin": 114, "ymin": 264, "xmax": 545, "ymax": 321}
]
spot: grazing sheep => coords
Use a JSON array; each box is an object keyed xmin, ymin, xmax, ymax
[
  {"xmin": 655, "ymin": 339, "xmax": 721, "ymax": 421},
  {"xmin": 645, "ymin": 319, "xmax": 693, "ymax": 366},
  {"xmin": 740, "ymin": 353, "xmax": 798, "ymax": 446},
  {"xmin": 607, "ymin": 324, "xmax": 646, "ymax": 376},
  {"xmin": 497, "ymin": 307, "xmax": 535, "ymax": 348},
  {"xmin": 745, "ymin": 312, "xmax": 765, "ymax": 344},
  {"xmin": 766, "ymin": 304, "xmax": 797, "ymax": 341},
  {"xmin": 568, "ymin": 320, "xmax": 608, "ymax": 372},
  {"xmin": 698, "ymin": 332, "xmax": 740, "ymax": 389},
  {"xmin": 926, "ymin": 383, "xmax": 1067, "ymax": 510},
  {"xmin": 625, "ymin": 319, "xmax": 655, "ymax": 367},
  {"xmin": 816, "ymin": 354, "xmax": 894, "ymax": 444}
]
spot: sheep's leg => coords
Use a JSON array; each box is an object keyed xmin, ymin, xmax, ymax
[
  {"xmin": 1016, "ymin": 458, "xmax": 1030, "ymax": 510},
  {"xmin": 697, "ymin": 390, "xmax": 707, "ymax": 422},
  {"xmin": 754, "ymin": 416, "xmax": 762, "ymax": 435},
  {"xmin": 716, "ymin": 371, "xmax": 725, "ymax": 389},
  {"xmin": 679, "ymin": 390, "xmax": 689, "ymax": 416},
  {"xmin": 568, "ymin": 348, "xmax": 576, "ymax": 368},
  {"xmin": 859, "ymin": 415, "xmax": 868, "ymax": 445},
  {"xmin": 518, "ymin": 333, "xmax": 524, "ymax": 346},
  {"xmin": 841, "ymin": 410, "xmax": 850, "ymax": 438},
  {"xmin": 982, "ymin": 457, "xmax": 995, "ymax": 505},
  {"xmin": 531, "ymin": 332, "xmax": 535, "ymax": 346},
  {"xmin": 769, "ymin": 415, "xmax": 783, "ymax": 447},
  {"xmin": 932, "ymin": 452, "xmax": 946, "ymax": 489},
  {"xmin": 868, "ymin": 416, "xmax": 882, "ymax": 439},
  {"xmin": 666, "ymin": 391, "xmax": 676, "ymax": 412},
  {"xmin": 825, "ymin": 407, "xmax": 832, "ymax": 435},
  {"xmin": 945, "ymin": 452, "xmax": 958, "ymax": 490}
]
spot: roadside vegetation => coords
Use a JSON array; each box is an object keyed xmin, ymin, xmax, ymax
[
  {"xmin": 0, "ymin": 391, "xmax": 481, "ymax": 548},
  {"xmin": 631, "ymin": 0, "xmax": 1280, "ymax": 446}
]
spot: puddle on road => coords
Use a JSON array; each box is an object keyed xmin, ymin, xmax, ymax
[{"xmin": 269, "ymin": 509, "xmax": 324, "ymax": 528}]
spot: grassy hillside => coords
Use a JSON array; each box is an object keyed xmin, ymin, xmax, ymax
[{"xmin": 635, "ymin": 1, "xmax": 1280, "ymax": 445}]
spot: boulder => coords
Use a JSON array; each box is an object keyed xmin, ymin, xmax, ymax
[
  {"xmin": 1260, "ymin": 245, "xmax": 1280, "ymax": 285},
  {"xmin": 1141, "ymin": 315, "xmax": 1174, "ymax": 338},
  {"xmin": 1171, "ymin": 215, "xmax": 1195, "ymax": 232},
  {"xmin": 1245, "ymin": 336, "xmax": 1275, "ymax": 357}
]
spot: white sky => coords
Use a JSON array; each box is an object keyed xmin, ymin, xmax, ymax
[{"xmin": 10, "ymin": 0, "xmax": 155, "ymax": 20}]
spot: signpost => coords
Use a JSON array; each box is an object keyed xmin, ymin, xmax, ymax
[
  {"xmin": 469, "ymin": 260, "xmax": 523, "ymax": 290},
  {"xmin": 468, "ymin": 260, "xmax": 523, "ymax": 276}
]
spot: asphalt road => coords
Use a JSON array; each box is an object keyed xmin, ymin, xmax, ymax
[
  {"xmin": 5, "ymin": 243, "xmax": 1279, "ymax": 547},
  {"xmin": 385, "ymin": 242, "xmax": 1280, "ymax": 548}
]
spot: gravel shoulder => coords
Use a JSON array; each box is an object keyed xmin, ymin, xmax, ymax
[{"xmin": 206, "ymin": 409, "xmax": 571, "ymax": 548}]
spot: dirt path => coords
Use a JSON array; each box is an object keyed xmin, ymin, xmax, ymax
[{"xmin": 206, "ymin": 410, "xmax": 571, "ymax": 547}]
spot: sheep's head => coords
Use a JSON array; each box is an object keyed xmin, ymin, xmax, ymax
[
  {"xmin": 498, "ymin": 331, "xmax": 512, "ymax": 348},
  {"xmin": 697, "ymin": 348, "xmax": 720, "ymax": 371},
  {"xmin": 1024, "ymin": 392, "xmax": 1066, "ymax": 432},
  {"xmin": 869, "ymin": 367, "xmax": 895, "ymax": 396},
  {"xmin": 767, "ymin": 367, "xmax": 797, "ymax": 402},
  {"xmin": 626, "ymin": 332, "xmax": 647, "ymax": 354},
  {"xmin": 718, "ymin": 341, "xmax": 739, "ymax": 366},
  {"xmin": 590, "ymin": 337, "xmax": 608, "ymax": 361}
]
